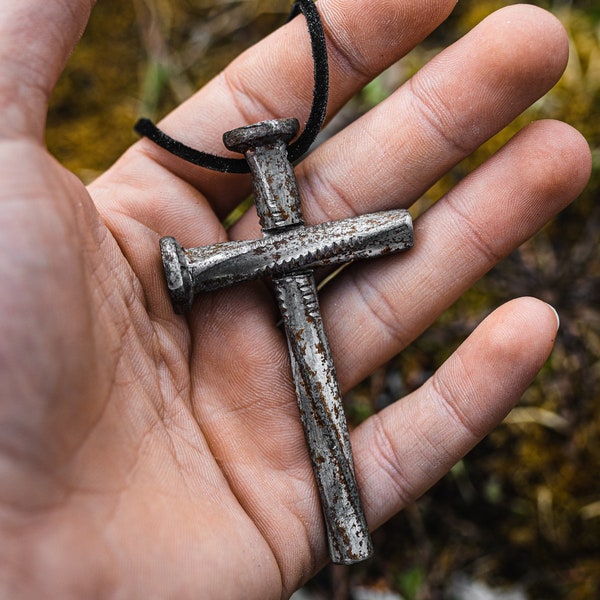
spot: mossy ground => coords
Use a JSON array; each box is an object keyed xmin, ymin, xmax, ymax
[{"xmin": 46, "ymin": 1, "xmax": 599, "ymax": 597}]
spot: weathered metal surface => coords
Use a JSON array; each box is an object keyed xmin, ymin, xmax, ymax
[
  {"xmin": 159, "ymin": 118, "xmax": 414, "ymax": 564},
  {"xmin": 223, "ymin": 118, "xmax": 302, "ymax": 232},
  {"xmin": 274, "ymin": 272, "xmax": 373, "ymax": 563},
  {"xmin": 160, "ymin": 209, "xmax": 413, "ymax": 307}
]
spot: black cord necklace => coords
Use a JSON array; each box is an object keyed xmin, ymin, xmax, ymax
[{"xmin": 133, "ymin": 0, "xmax": 329, "ymax": 173}]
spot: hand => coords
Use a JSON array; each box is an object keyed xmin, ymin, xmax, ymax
[{"xmin": 0, "ymin": 0, "xmax": 591, "ymax": 597}]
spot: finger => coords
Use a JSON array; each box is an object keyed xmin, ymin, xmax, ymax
[
  {"xmin": 323, "ymin": 119, "xmax": 591, "ymax": 390},
  {"xmin": 353, "ymin": 297, "xmax": 560, "ymax": 528},
  {"xmin": 299, "ymin": 4, "xmax": 570, "ymax": 222},
  {"xmin": 230, "ymin": 3, "xmax": 570, "ymax": 241},
  {"xmin": 109, "ymin": 0, "xmax": 457, "ymax": 218},
  {"xmin": 0, "ymin": 1, "xmax": 95, "ymax": 139}
]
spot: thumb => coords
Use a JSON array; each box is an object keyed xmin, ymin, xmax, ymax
[{"xmin": 0, "ymin": 0, "xmax": 95, "ymax": 139}]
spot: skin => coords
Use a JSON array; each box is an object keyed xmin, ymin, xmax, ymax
[{"xmin": 0, "ymin": 0, "xmax": 592, "ymax": 598}]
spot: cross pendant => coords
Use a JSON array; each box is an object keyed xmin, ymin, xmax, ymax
[{"xmin": 160, "ymin": 118, "xmax": 413, "ymax": 564}]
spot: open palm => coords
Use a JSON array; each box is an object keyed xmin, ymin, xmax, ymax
[{"xmin": 0, "ymin": 1, "xmax": 591, "ymax": 598}]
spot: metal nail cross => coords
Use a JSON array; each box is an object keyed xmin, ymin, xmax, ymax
[{"xmin": 160, "ymin": 118, "xmax": 413, "ymax": 564}]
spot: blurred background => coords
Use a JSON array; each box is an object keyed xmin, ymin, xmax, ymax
[{"xmin": 46, "ymin": 1, "xmax": 599, "ymax": 598}]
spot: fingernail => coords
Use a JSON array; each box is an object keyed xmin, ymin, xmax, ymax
[{"xmin": 546, "ymin": 303, "xmax": 560, "ymax": 330}]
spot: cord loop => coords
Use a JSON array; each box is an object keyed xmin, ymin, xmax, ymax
[{"xmin": 134, "ymin": 0, "xmax": 329, "ymax": 174}]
